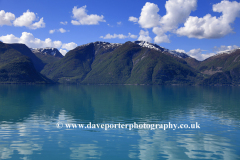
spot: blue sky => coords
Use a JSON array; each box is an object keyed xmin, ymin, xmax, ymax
[{"xmin": 0, "ymin": 0, "xmax": 240, "ymax": 60}]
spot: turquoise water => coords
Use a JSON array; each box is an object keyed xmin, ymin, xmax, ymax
[{"xmin": 0, "ymin": 85, "xmax": 240, "ymax": 160}]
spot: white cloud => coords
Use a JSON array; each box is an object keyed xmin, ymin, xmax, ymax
[
  {"xmin": 71, "ymin": 6, "xmax": 105, "ymax": 25},
  {"xmin": 59, "ymin": 28, "xmax": 67, "ymax": 33},
  {"xmin": 186, "ymin": 48, "xmax": 215, "ymax": 61},
  {"xmin": 129, "ymin": 33, "xmax": 138, "ymax": 39},
  {"xmin": 31, "ymin": 18, "xmax": 45, "ymax": 29},
  {"xmin": 176, "ymin": 1, "xmax": 240, "ymax": 39},
  {"xmin": 152, "ymin": 27, "xmax": 170, "ymax": 43},
  {"xmin": 128, "ymin": 16, "xmax": 138, "ymax": 23},
  {"xmin": 59, "ymin": 49, "xmax": 68, "ymax": 56},
  {"xmin": 136, "ymin": 0, "xmax": 240, "ymax": 44},
  {"xmin": 60, "ymin": 21, "xmax": 68, "ymax": 25},
  {"xmin": 0, "ymin": 34, "xmax": 19, "ymax": 43},
  {"xmin": 53, "ymin": 41, "xmax": 62, "ymax": 48},
  {"xmin": 0, "ymin": 32, "xmax": 62, "ymax": 48},
  {"xmin": 160, "ymin": 0, "xmax": 197, "ymax": 32},
  {"xmin": 175, "ymin": 49, "xmax": 186, "ymax": 53},
  {"xmin": 100, "ymin": 33, "xmax": 137, "ymax": 39},
  {"xmin": 0, "ymin": 10, "xmax": 15, "ymax": 26},
  {"xmin": 176, "ymin": 45, "xmax": 240, "ymax": 61},
  {"xmin": 138, "ymin": 30, "xmax": 152, "ymax": 42},
  {"xmin": 13, "ymin": 10, "xmax": 45, "ymax": 29},
  {"xmin": 62, "ymin": 42, "xmax": 78, "ymax": 50},
  {"xmin": 49, "ymin": 28, "xmax": 69, "ymax": 34},
  {"xmin": 153, "ymin": 0, "xmax": 196, "ymax": 44},
  {"xmin": 0, "ymin": 32, "xmax": 78, "ymax": 56},
  {"xmin": 138, "ymin": 2, "xmax": 160, "ymax": 28},
  {"xmin": 117, "ymin": 21, "xmax": 122, "ymax": 25},
  {"xmin": 100, "ymin": 33, "xmax": 127, "ymax": 39},
  {"xmin": 137, "ymin": 0, "xmax": 197, "ymax": 44},
  {"xmin": 49, "ymin": 29, "xmax": 55, "ymax": 34},
  {"xmin": 214, "ymin": 45, "xmax": 239, "ymax": 53}
]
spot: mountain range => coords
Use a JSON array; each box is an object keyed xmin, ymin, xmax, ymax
[{"xmin": 0, "ymin": 40, "xmax": 240, "ymax": 85}]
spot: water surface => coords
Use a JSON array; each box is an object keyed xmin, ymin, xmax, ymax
[{"xmin": 0, "ymin": 85, "xmax": 239, "ymax": 159}]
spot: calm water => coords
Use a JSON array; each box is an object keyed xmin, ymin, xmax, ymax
[{"xmin": 0, "ymin": 85, "xmax": 240, "ymax": 160}]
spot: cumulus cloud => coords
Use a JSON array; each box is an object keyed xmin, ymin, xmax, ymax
[
  {"xmin": 135, "ymin": 0, "xmax": 240, "ymax": 44},
  {"xmin": 129, "ymin": 33, "xmax": 138, "ymax": 39},
  {"xmin": 176, "ymin": 44, "xmax": 240, "ymax": 61},
  {"xmin": 59, "ymin": 28, "xmax": 67, "ymax": 33},
  {"xmin": 175, "ymin": 49, "xmax": 186, "ymax": 53},
  {"xmin": 176, "ymin": 1, "xmax": 240, "ymax": 39},
  {"xmin": 128, "ymin": 16, "xmax": 138, "ymax": 23},
  {"xmin": 100, "ymin": 34, "xmax": 126, "ymax": 39},
  {"xmin": 0, "ymin": 34, "xmax": 19, "ymax": 43},
  {"xmin": 62, "ymin": 42, "xmax": 78, "ymax": 50},
  {"xmin": 0, "ymin": 10, "xmax": 15, "ymax": 26},
  {"xmin": 71, "ymin": 6, "xmax": 105, "ymax": 25},
  {"xmin": 0, "ymin": 32, "xmax": 62, "ymax": 48},
  {"xmin": 49, "ymin": 28, "xmax": 69, "ymax": 34},
  {"xmin": 160, "ymin": 0, "xmax": 197, "ymax": 32},
  {"xmin": 153, "ymin": 0, "xmax": 196, "ymax": 43},
  {"xmin": 138, "ymin": 2, "xmax": 160, "ymax": 28},
  {"xmin": 137, "ymin": 0, "xmax": 196, "ymax": 44},
  {"xmin": 138, "ymin": 30, "xmax": 152, "ymax": 42},
  {"xmin": 49, "ymin": 29, "xmax": 55, "ymax": 34},
  {"xmin": 0, "ymin": 32, "xmax": 78, "ymax": 56},
  {"xmin": 60, "ymin": 21, "xmax": 68, "ymax": 25},
  {"xmin": 183, "ymin": 48, "xmax": 215, "ymax": 61},
  {"xmin": 59, "ymin": 49, "xmax": 68, "ymax": 56},
  {"xmin": 100, "ymin": 33, "xmax": 137, "ymax": 39},
  {"xmin": 152, "ymin": 27, "xmax": 170, "ymax": 43},
  {"xmin": 214, "ymin": 45, "xmax": 239, "ymax": 53},
  {"xmin": 13, "ymin": 10, "xmax": 45, "ymax": 29}
]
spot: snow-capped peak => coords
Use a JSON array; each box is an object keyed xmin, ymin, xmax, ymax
[
  {"xmin": 212, "ymin": 48, "xmax": 240, "ymax": 58},
  {"xmin": 133, "ymin": 41, "xmax": 189, "ymax": 58},
  {"xmin": 31, "ymin": 47, "xmax": 63, "ymax": 58},
  {"xmin": 133, "ymin": 41, "xmax": 165, "ymax": 52},
  {"xmin": 94, "ymin": 41, "xmax": 122, "ymax": 48}
]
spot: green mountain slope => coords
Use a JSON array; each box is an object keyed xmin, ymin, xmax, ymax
[
  {"xmin": 41, "ymin": 43, "xmax": 95, "ymax": 83},
  {"xmin": 0, "ymin": 42, "xmax": 52, "ymax": 83},
  {"xmin": 42, "ymin": 41, "xmax": 200, "ymax": 84},
  {"xmin": 2, "ymin": 40, "xmax": 240, "ymax": 85},
  {"xmin": 8, "ymin": 43, "xmax": 45, "ymax": 72},
  {"xmin": 127, "ymin": 48, "xmax": 198, "ymax": 85},
  {"xmin": 82, "ymin": 42, "xmax": 141, "ymax": 84},
  {"xmin": 199, "ymin": 49, "xmax": 240, "ymax": 85},
  {"xmin": 31, "ymin": 48, "xmax": 63, "ymax": 65}
]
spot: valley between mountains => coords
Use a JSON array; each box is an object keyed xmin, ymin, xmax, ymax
[{"xmin": 1, "ymin": 40, "xmax": 240, "ymax": 85}]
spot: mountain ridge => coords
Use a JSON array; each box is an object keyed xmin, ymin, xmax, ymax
[
  {"xmin": 41, "ymin": 41, "xmax": 200, "ymax": 84},
  {"xmin": 1, "ymin": 41, "xmax": 240, "ymax": 85},
  {"xmin": 0, "ymin": 42, "xmax": 52, "ymax": 83}
]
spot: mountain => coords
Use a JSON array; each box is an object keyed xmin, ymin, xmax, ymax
[
  {"xmin": 0, "ymin": 42, "xmax": 52, "ymax": 83},
  {"xmin": 2, "ymin": 40, "xmax": 240, "ymax": 85},
  {"xmin": 31, "ymin": 47, "xmax": 63, "ymax": 65},
  {"xmin": 31, "ymin": 47, "xmax": 63, "ymax": 58},
  {"xmin": 41, "ymin": 41, "xmax": 200, "ymax": 84},
  {"xmin": 133, "ymin": 41, "xmax": 190, "ymax": 58},
  {"xmin": 198, "ymin": 48, "xmax": 240, "ymax": 85},
  {"xmin": 8, "ymin": 43, "xmax": 45, "ymax": 72},
  {"xmin": 41, "ymin": 43, "xmax": 95, "ymax": 82}
]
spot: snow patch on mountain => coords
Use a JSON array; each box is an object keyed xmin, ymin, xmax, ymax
[
  {"xmin": 94, "ymin": 41, "xmax": 122, "ymax": 49},
  {"xmin": 31, "ymin": 47, "xmax": 63, "ymax": 58},
  {"xmin": 212, "ymin": 48, "xmax": 240, "ymax": 58},
  {"xmin": 216, "ymin": 48, "xmax": 240, "ymax": 55},
  {"xmin": 133, "ymin": 41, "xmax": 189, "ymax": 58}
]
